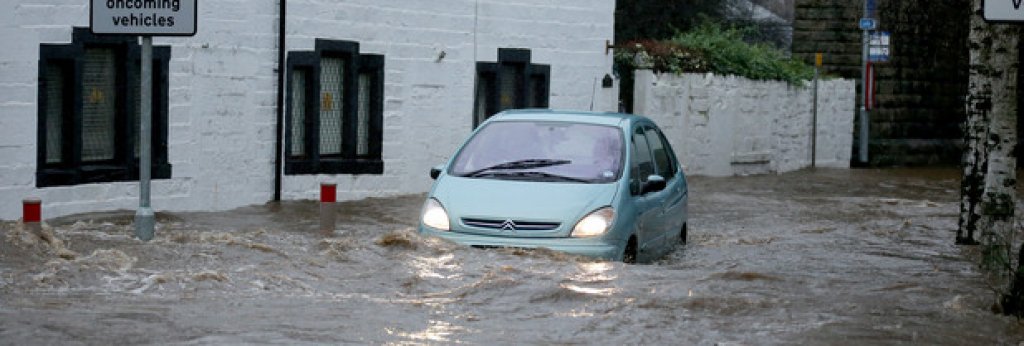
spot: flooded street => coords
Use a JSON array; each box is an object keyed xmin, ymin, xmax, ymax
[{"xmin": 2, "ymin": 168, "xmax": 1024, "ymax": 344}]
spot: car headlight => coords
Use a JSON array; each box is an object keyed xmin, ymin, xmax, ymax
[
  {"xmin": 421, "ymin": 198, "xmax": 450, "ymax": 231},
  {"xmin": 572, "ymin": 207, "xmax": 615, "ymax": 238}
]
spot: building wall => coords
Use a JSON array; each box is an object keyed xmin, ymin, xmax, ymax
[
  {"xmin": 0, "ymin": 0, "xmax": 618, "ymax": 220},
  {"xmin": 634, "ymin": 71, "xmax": 855, "ymax": 176},
  {"xmin": 792, "ymin": 0, "xmax": 970, "ymax": 166}
]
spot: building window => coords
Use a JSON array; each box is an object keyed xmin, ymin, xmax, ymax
[
  {"xmin": 286, "ymin": 39, "xmax": 384, "ymax": 175},
  {"xmin": 37, "ymin": 28, "xmax": 171, "ymax": 187},
  {"xmin": 474, "ymin": 48, "xmax": 550, "ymax": 126}
]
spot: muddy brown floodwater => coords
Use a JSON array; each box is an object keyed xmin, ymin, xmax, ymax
[{"xmin": 2, "ymin": 168, "xmax": 1024, "ymax": 344}]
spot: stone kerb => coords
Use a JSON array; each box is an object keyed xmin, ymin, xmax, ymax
[{"xmin": 634, "ymin": 69, "xmax": 854, "ymax": 177}]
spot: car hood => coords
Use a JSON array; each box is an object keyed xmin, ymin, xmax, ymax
[{"xmin": 432, "ymin": 177, "xmax": 618, "ymax": 237}]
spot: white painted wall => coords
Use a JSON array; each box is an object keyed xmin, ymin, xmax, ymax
[
  {"xmin": 279, "ymin": 0, "xmax": 619, "ymax": 201},
  {"xmin": 633, "ymin": 70, "xmax": 855, "ymax": 177},
  {"xmin": 0, "ymin": 0, "xmax": 618, "ymax": 220}
]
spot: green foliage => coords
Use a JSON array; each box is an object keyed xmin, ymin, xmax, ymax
[
  {"xmin": 615, "ymin": 22, "xmax": 814, "ymax": 84},
  {"xmin": 613, "ymin": 40, "xmax": 710, "ymax": 75}
]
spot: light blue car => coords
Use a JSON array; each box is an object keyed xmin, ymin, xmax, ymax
[{"xmin": 418, "ymin": 110, "xmax": 688, "ymax": 263}]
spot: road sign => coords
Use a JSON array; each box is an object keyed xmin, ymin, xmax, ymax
[
  {"xmin": 859, "ymin": 18, "xmax": 877, "ymax": 30},
  {"xmin": 984, "ymin": 0, "xmax": 1024, "ymax": 22},
  {"xmin": 869, "ymin": 32, "xmax": 890, "ymax": 62},
  {"xmin": 90, "ymin": 0, "xmax": 197, "ymax": 241},
  {"xmin": 90, "ymin": 0, "xmax": 197, "ymax": 36}
]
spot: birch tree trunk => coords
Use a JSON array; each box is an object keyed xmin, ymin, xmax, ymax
[
  {"xmin": 959, "ymin": 0, "xmax": 1019, "ymax": 275},
  {"xmin": 977, "ymin": 14, "xmax": 1018, "ymax": 270}
]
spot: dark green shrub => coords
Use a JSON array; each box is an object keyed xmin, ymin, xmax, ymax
[{"xmin": 615, "ymin": 22, "xmax": 814, "ymax": 84}]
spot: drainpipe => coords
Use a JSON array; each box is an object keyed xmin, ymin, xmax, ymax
[{"xmin": 274, "ymin": 0, "xmax": 286, "ymax": 201}]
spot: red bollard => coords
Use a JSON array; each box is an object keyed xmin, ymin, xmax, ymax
[
  {"xmin": 23, "ymin": 198, "xmax": 41, "ymax": 233},
  {"xmin": 320, "ymin": 183, "xmax": 336, "ymax": 235},
  {"xmin": 321, "ymin": 183, "xmax": 337, "ymax": 204}
]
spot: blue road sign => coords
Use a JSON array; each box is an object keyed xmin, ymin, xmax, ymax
[{"xmin": 859, "ymin": 18, "xmax": 877, "ymax": 31}]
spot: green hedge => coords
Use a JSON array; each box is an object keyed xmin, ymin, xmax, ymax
[{"xmin": 615, "ymin": 23, "xmax": 814, "ymax": 84}]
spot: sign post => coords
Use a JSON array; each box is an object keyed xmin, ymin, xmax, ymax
[
  {"xmin": 137, "ymin": 35, "xmax": 154, "ymax": 241},
  {"xmin": 857, "ymin": 0, "xmax": 876, "ymax": 164},
  {"xmin": 91, "ymin": 0, "xmax": 197, "ymax": 241}
]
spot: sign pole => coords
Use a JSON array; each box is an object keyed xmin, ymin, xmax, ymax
[
  {"xmin": 858, "ymin": 0, "xmax": 872, "ymax": 164},
  {"xmin": 135, "ymin": 35, "xmax": 154, "ymax": 241}
]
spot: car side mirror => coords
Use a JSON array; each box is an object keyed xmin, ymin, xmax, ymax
[
  {"xmin": 642, "ymin": 175, "xmax": 667, "ymax": 194},
  {"xmin": 430, "ymin": 165, "xmax": 444, "ymax": 180}
]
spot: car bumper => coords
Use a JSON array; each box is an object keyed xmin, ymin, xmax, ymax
[{"xmin": 419, "ymin": 226, "xmax": 624, "ymax": 261}]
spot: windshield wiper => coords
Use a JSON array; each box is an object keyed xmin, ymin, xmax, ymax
[
  {"xmin": 462, "ymin": 159, "xmax": 571, "ymax": 177},
  {"xmin": 508, "ymin": 171, "xmax": 592, "ymax": 183},
  {"xmin": 470, "ymin": 171, "xmax": 592, "ymax": 183}
]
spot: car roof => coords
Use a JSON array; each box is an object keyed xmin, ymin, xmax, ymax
[{"xmin": 488, "ymin": 109, "xmax": 650, "ymax": 127}]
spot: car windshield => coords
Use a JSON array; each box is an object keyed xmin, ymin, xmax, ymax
[{"xmin": 451, "ymin": 121, "xmax": 624, "ymax": 183}]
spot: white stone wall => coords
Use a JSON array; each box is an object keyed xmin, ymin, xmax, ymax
[
  {"xmin": 0, "ymin": 0, "xmax": 617, "ymax": 220},
  {"xmin": 633, "ymin": 70, "xmax": 854, "ymax": 177}
]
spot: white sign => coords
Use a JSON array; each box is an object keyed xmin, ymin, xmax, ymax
[
  {"xmin": 985, "ymin": 0, "xmax": 1024, "ymax": 22},
  {"xmin": 869, "ymin": 32, "xmax": 890, "ymax": 62},
  {"xmin": 869, "ymin": 47, "xmax": 890, "ymax": 62},
  {"xmin": 91, "ymin": 0, "xmax": 197, "ymax": 36},
  {"xmin": 869, "ymin": 32, "xmax": 890, "ymax": 46}
]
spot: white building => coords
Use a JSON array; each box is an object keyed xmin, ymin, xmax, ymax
[{"xmin": 0, "ymin": 1, "xmax": 619, "ymax": 220}]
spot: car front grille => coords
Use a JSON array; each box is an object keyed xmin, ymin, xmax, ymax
[{"xmin": 461, "ymin": 218, "xmax": 561, "ymax": 231}]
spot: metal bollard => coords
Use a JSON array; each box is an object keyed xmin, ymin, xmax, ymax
[
  {"xmin": 320, "ymin": 183, "xmax": 336, "ymax": 235},
  {"xmin": 23, "ymin": 198, "xmax": 42, "ymax": 233}
]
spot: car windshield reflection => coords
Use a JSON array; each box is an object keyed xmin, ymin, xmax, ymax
[{"xmin": 451, "ymin": 121, "xmax": 624, "ymax": 183}]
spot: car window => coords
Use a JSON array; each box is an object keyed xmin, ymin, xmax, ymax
[
  {"xmin": 658, "ymin": 129, "xmax": 681, "ymax": 176},
  {"xmin": 450, "ymin": 121, "xmax": 624, "ymax": 183},
  {"xmin": 645, "ymin": 127, "xmax": 675, "ymax": 180},
  {"xmin": 630, "ymin": 126, "xmax": 654, "ymax": 195}
]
